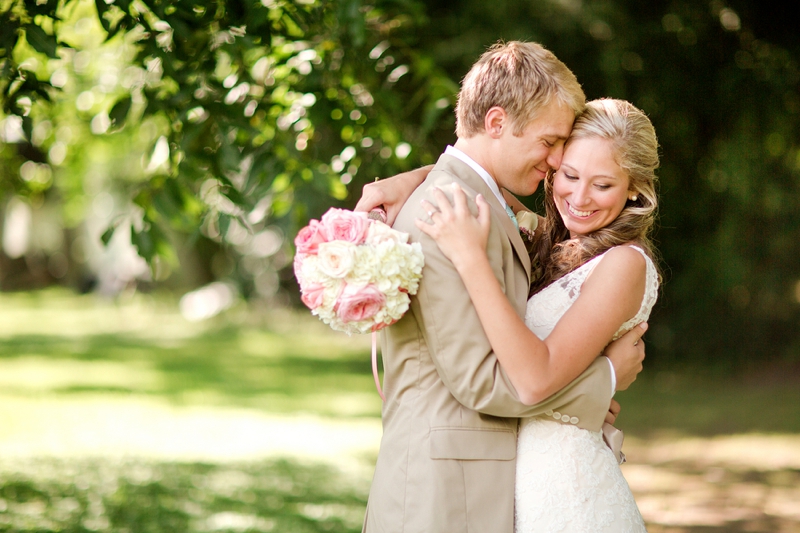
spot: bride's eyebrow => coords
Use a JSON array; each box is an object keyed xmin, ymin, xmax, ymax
[{"xmin": 591, "ymin": 173, "xmax": 622, "ymax": 181}]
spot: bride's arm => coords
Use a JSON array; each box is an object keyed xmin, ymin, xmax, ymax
[
  {"xmin": 354, "ymin": 165, "xmax": 433, "ymax": 225},
  {"xmin": 417, "ymin": 185, "xmax": 647, "ymax": 405}
]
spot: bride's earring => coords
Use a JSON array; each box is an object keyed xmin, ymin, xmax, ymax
[{"xmin": 628, "ymin": 193, "xmax": 638, "ymax": 202}]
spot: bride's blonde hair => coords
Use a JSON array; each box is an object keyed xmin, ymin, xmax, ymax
[{"xmin": 530, "ymin": 98, "xmax": 661, "ymax": 295}]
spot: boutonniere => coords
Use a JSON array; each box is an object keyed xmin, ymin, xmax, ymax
[{"xmin": 516, "ymin": 211, "xmax": 539, "ymax": 242}]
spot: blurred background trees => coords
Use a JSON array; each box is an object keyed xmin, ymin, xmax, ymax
[{"xmin": 1, "ymin": 0, "xmax": 798, "ymax": 372}]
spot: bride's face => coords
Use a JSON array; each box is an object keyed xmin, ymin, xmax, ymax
[{"xmin": 552, "ymin": 137, "xmax": 631, "ymax": 238}]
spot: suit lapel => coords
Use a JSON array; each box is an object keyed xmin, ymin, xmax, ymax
[{"xmin": 434, "ymin": 155, "xmax": 532, "ymax": 282}]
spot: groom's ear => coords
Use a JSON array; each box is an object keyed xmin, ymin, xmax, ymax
[{"xmin": 484, "ymin": 106, "xmax": 507, "ymax": 138}]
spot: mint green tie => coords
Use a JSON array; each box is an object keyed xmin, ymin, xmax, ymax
[{"xmin": 505, "ymin": 204, "xmax": 519, "ymax": 229}]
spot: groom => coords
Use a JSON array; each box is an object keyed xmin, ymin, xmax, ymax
[{"xmin": 357, "ymin": 42, "xmax": 646, "ymax": 533}]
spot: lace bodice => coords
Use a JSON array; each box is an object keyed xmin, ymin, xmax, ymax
[{"xmin": 524, "ymin": 245, "xmax": 659, "ymax": 341}]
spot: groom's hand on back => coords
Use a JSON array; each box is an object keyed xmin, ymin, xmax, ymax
[{"xmin": 605, "ymin": 323, "xmax": 647, "ymax": 391}]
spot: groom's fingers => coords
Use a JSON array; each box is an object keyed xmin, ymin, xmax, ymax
[
  {"xmin": 625, "ymin": 322, "xmax": 648, "ymax": 353},
  {"xmin": 605, "ymin": 400, "xmax": 621, "ymax": 425}
]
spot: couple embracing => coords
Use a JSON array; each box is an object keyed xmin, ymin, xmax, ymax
[{"xmin": 356, "ymin": 41, "xmax": 659, "ymax": 532}]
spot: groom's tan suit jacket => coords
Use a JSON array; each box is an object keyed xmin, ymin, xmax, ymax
[{"xmin": 362, "ymin": 154, "xmax": 613, "ymax": 533}]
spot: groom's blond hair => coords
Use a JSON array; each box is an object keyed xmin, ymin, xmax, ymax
[{"xmin": 455, "ymin": 41, "xmax": 585, "ymax": 138}]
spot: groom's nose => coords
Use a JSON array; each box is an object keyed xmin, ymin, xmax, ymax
[{"xmin": 546, "ymin": 144, "xmax": 565, "ymax": 170}]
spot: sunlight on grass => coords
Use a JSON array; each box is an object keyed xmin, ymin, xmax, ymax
[
  {"xmin": 0, "ymin": 394, "xmax": 381, "ymax": 465},
  {"xmin": 0, "ymin": 356, "xmax": 162, "ymax": 392}
]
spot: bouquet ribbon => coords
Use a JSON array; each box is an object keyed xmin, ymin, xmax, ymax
[{"xmin": 372, "ymin": 330, "xmax": 385, "ymax": 401}]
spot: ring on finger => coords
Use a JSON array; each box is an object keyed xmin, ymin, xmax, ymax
[{"xmin": 427, "ymin": 210, "xmax": 436, "ymax": 218}]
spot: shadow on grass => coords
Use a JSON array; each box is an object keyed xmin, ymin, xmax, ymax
[
  {"xmin": 0, "ymin": 327, "xmax": 380, "ymax": 417},
  {"xmin": 0, "ymin": 458, "xmax": 368, "ymax": 533}
]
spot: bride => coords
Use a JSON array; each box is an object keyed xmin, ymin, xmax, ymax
[{"xmin": 372, "ymin": 98, "xmax": 660, "ymax": 531}]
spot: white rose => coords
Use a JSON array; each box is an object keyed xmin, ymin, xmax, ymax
[
  {"xmin": 317, "ymin": 241, "xmax": 356, "ymax": 278},
  {"xmin": 366, "ymin": 221, "xmax": 409, "ymax": 246}
]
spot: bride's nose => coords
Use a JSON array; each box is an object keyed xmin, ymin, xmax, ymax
[{"xmin": 571, "ymin": 183, "xmax": 591, "ymax": 206}]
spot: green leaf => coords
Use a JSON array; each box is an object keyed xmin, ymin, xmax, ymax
[
  {"xmin": 21, "ymin": 116, "xmax": 33, "ymax": 142},
  {"xmin": 108, "ymin": 96, "xmax": 132, "ymax": 131},
  {"xmin": 25, "ymin": 0, "xmax": 61, "ymax": 17},
  {"xmin": 94, "ymin": 0, "xmax": 112, "ymax": 32},
  {"xmin": 0, "ymin": 20, "xmax": 20, "ymax": 54},
  {"xmin": 217, "ymin": 213, "xmax": 232, "ymax": 238},
  {"xmin": 151, "ymin": 179, "xmax": 187, "ymax": 221},
  {"xmin": 131, "ymin": 226, "xmax": 155, "ymax": 261},
  {"xmin": 23, "ymin": 24, "xmax": 59, "ymax": 59},
  {"xmin": 101, "ymin": 224, "xmax": 117, "ymax": 246}
]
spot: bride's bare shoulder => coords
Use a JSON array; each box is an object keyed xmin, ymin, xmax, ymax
[{"xmin": 586, "ymin": 246, "xmax": 647, "ymax": 285}]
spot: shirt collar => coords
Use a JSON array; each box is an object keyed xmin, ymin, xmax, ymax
[{"xmin": 444, "ymin": 145, "xmax": 507, "ymax": 208}]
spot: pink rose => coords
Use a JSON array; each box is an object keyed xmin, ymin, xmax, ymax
[
  {"xmin": 301, "ymin": 282, "xmax": 326, "ymax": 309},
  {"xmin": 295, "ymin": 219, "xmax": 327, "ymax": 255},
  {"xmin": 320, "ymin": 208, "xmax": 369, "ymax": 244},
  {"xmin": 336, "ymin": 283, "xmax": 385, "ymax": 323}
]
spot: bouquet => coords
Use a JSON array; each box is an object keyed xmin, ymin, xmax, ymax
[{"xmin": 293, "ymin": 208, "xmax": 425, "ymax": 336}]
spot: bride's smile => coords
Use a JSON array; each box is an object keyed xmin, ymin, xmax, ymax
[{"xmin": 565, "ymin": 202, "xmax": 596, "ymax": 218}]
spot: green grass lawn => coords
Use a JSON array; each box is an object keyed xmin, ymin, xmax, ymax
[{"xmin": 0, "ymin": 289, "xmax": 798, "ymax": 533}]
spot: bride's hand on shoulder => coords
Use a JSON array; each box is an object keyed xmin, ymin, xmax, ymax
[{"xmin": 415, "ymin": 183, "xmax": 490, "ymax": 270}]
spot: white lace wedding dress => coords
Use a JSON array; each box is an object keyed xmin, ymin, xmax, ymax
[{"xmin": 515, "ymin": 245, "xmax": 659, "ymax": 532}]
